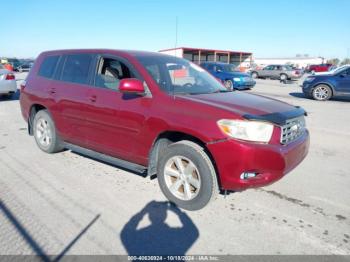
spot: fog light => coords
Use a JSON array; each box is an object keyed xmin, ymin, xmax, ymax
[{"xmin": 240, "ymin": 172, "xmax": 257, "ymax": 180}]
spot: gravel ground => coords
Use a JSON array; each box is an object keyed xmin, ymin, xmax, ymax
[{"xmin": 0, "ymin": 73, "xmax": 349, "ymax": 256}]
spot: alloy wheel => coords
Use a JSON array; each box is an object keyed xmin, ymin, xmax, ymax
[
  {"xmin": 164, "ymin": 156, "xmax": 201, "ymax": 201},
  {"xmin": 314, "ymin": 85, "xmax": 330, "ymax": 101},
  {"xmin": 35, "ymin": 118, "xmax": 52, "ymax": 147}
]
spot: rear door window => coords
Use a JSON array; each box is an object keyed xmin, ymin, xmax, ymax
[
  {"xmin": 61, "ymin": 54, "xmax": 93, "ymax": 84},
  {"xmin": 38, "ymin": 55, "xmax": 59, "ymax": 78}
]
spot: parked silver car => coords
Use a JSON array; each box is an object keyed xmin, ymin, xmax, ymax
[
  {"xmin": 251, "ymin": 65, "xmax": 301, "ymax": 81},
  {"xmin": 0, "ymin": 64, "xmax": 17, "ymax": 97}
]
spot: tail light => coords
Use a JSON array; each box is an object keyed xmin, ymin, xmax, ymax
[
  {"xmin": 20, "ymin": 81, "xmax": 26, "ymax": 92},
  {"xmin": 295, "ymin": 70, "xmax": 300, "ymax": 75},
  {"xmin": 5, "ymin": 73, "xmax": 15, "ymax": 80}
]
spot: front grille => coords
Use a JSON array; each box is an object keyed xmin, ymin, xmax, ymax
[
  {"xmin": 280, "ymin": 116, "xmax": 306, "ymax": 144},
  {"xmin": 243, "ymin": 76, "xmax": 253, "ymax": 82}
]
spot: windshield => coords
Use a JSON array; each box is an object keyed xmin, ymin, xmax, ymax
[
  {"xmin": 332, "ymin": 65, "xmax": 350, "ymax": 74},
  {"xmin": 221, "ymin": 64, "xmax": 239, "ymax": 72},
  {"xmin": 136, "ymin": 55, "xmax": 227, "ymax": 95}
]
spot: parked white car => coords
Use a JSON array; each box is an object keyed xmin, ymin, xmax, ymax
[{"xmin": 0, "ymin": 64, "xmax": 17, "ymax": 97}]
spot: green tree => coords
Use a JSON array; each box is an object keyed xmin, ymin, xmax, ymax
[
  {"xmin": 340, "ymin": 58, "xmax": 350, "ymax": 65},
  {"xmin": 327, "ymin": 58, "xmax": 340, "ymax": 65}
]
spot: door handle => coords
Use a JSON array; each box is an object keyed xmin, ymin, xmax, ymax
[
  {"xmin": 89, "ymin": 95, "xmax": 97, "ymax": 102},
  {"xmin": 49, "ymin": 88, "xmax": 56, "ymax": 94}
]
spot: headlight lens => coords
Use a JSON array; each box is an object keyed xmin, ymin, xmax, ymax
[
  {"xmin": 304, "ymin": 77, "xmax": 315, "ymax": 82},
  {"xmin": 233, "ymin": 77, "xmax": 241, "ymax": 82},
  {"xmin": 217, "ymin": 119, "xmax": 274, "ymax": 143}
]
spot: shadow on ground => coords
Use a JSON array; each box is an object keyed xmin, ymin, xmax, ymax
[
  {"xmin": 121, "ymin": 201, "xmax": 199, "ymax": 256},
  {"xmin": 0, "ymin": 200, "xmax": 100, "ymax": 261}
]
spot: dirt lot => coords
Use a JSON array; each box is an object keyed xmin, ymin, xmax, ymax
[{"xmin": 0, "ymin": 73, "xmax": 349, "ymax": 256}]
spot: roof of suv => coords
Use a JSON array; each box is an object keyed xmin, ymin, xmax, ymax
[{"xmin": 39, "ymin": 49, "xmax": 168, "ymax": 59}]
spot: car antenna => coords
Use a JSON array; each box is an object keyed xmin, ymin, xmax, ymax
[{"xmin": 172, "ymin": 16, "xmax": 178, "ymax": 98}]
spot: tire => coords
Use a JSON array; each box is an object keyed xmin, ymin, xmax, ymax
[
  {"xmin": 251, "ymin": 72, "xmax": 258, "ymax": 79},
  {"xmin": 280, "ymin": 74, "xmax": 288, "ymax": 81},
  {"xmin": 33, "ymin": 110, "xmax": 63, "ymax": 153},
  {"xmin": 157, "ymin": 140, "xmax": 218, "ymax": 211},
  {"xmin": 224, "ymin": 80, "xmax": 233, "ymax": 90},
  {"xmin": 312, "ymin": 84, "xmax": 332, "ymax": 101}
]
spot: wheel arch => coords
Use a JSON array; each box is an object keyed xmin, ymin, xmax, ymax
[
  {"xmin": 147, "ymin": 130, "xmax": 221, "ymax": 188},
  {"xmin": 28, "ymin": 104, "xmax": 47, "ymax": 135}
]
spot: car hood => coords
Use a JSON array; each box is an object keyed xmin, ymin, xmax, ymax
[
  {"xmin": 314, "ymin": 72, "xmax": 333, "ymax": 76},
  {"xmin": 178, "ymin": 92, "xmax": 305, "ymax": 125},
  {"xmin": 223, "ymin": 72, "xmax": 251, "ymax": 78}
]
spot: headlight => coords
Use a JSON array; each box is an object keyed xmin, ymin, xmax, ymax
[
  {"xmin": 304, "ymin": 77, "xmax": 315, "ymax": 82},
  {"xmin": 233, "ymin": 77, "xmax": 241, "ymax": 82},
  {"xmin": 217, "ymin": 119, "xmax": 274, "ymax": 143}
]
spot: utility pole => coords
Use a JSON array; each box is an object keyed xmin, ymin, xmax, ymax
[{"xmin": 175, "ymin": 16, "xmax": 178, "ymax": 50}]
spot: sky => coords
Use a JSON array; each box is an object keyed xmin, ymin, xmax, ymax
[{"xmin": 2, "ymin": 0, "xmax": 350, "ymax": 59}]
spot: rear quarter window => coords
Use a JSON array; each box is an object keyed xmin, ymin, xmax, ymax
[
  {"xmin": 38, "ymin": 55, "xmax": 60, "ymax": 78},
  {"xmin": 61, "ymin": 54, "xmax": 93, "ymax": 85}
]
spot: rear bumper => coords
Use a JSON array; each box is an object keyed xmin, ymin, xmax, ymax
[
  {"xmin": 0, "ymin": 80, "xmax": 17, "ymax": 94},
  {"xmin": 289, "ymin": 74, "xmax": 302, "ymax": 80},
  {"xmin": 207, "ymin": 130, "xmax": 310, "ymax": 190}
]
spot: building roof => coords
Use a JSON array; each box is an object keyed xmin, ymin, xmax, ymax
[{"xmin": 159, "ymin": 47, "xmax": 252, "ymax": 55}]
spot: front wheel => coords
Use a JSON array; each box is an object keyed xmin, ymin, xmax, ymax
[
  {"xmin": 224, "ymin": 80, "xmax": 233, "ymax": 90},
  {"xmin": 157, "ymin": 141, "xmax": 218, "ymax": 211},
  {"xmin": 251, "ymin": 72, "xmax": 258, "ymax": 79},
  {"xmin": 33, "ymin": 110, "xmax": 64, "ymax": 153},
  {"xmin": 312, "ymin": 84, "xmax": 332, "ymax": 101}
]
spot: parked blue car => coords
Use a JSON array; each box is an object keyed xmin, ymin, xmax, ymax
[
  {"xmin": 302, "ymin": 65, "xmax": 350, "ymax": 101},
  {"xmin": 200, "ymin": 62, "xmax": 256, "ymax": 90}
]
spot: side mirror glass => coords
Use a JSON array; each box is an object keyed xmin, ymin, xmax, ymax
[{"xmin": 119, "ymin": 78, "xmax": 145, "ymax": 94}]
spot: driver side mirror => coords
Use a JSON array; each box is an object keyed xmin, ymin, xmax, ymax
[{"xmin": 119, "ymin": 78, "xmax": 145, "ymax": 95}]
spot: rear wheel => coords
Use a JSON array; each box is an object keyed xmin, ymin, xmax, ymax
[
  {"xmin": 280, "ymin": 74, "xmax": 288, "ymax": 81},
  {"xmin": 33, "ymin": 110, "xmax": 64, "ymax": 153},
  {"xmin": 157, "ymin": 141, "xmax": 218, "ymax": 211},
  {"xmin": 312, "ymin": 84, "xmax": 332, "ymax": 101}
]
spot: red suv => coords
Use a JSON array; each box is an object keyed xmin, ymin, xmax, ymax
[
  {"xmin": 20, "ymin": 49, "xmax": 310, "ymax": 210},
  {"xmin": 306, "ymin": 64, "xmax": 332, "ymax": 73}
]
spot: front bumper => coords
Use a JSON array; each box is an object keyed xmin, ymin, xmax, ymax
[
  {"xmin": 234, "ymin": 81, "xmax": 256, "ymax": 89},
  {"xmin": 207, "ymin": 130, "xmax": 310, "ymax": 190},
  {"xmin": 302, "ymin": 81, "xmax": 313, "ymax": 95}
]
